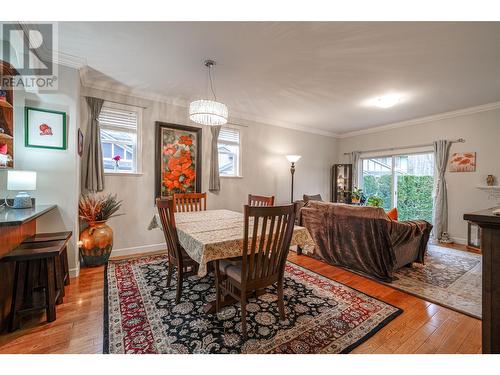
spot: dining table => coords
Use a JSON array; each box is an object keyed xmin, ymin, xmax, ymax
[
  {"xmin": 150, "ymin": 209, "xmax": 315, "ymax": 278},
  {"xmin": 149, "ymin": 208, "xmax": 315, "ymax": 313}
]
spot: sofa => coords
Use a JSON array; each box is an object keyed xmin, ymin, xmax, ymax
[{"xmin": 298, "ymin": 200, "xmax": 433, "ymax": 282}]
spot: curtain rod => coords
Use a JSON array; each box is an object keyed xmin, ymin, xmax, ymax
[
  {"xmin": 343, "ymin": 138, "xmax": 465, "ymax": 156},
  {"xmin": 226, "ymin": 121, "xmax": 249, "ymax": 128},
  {"xmin": 84, "ymin": 96, "xmax": 148, "ymax": 109}
]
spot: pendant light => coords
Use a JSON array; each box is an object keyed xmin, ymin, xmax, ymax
[{"xmin": 189, "ymin": 59, "xmax": 228, "ymax": 126}]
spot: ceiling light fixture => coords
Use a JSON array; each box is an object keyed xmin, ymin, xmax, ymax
[
  {"xmin": 189, "ymin": 59, "xmax": 228, "ymax": 126},
  {"xmin": 368, "ymin": 94, "xmax": 404, "ymax": 109}
]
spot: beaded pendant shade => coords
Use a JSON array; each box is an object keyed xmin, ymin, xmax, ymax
[{"xmin": 189, "ymin": 60, "xmax": 228, "ymax": 126}]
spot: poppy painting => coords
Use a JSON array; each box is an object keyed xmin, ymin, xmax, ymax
[
  {"xmin": 155, "ymin": 122, "xmax": 202, "ymax": 199},
  {"xmin": 449, "ymin": 152, "xmax": 476, "ymax": 172}
]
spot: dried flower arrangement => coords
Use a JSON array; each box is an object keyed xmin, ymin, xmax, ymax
[{"xmin": 79, "ymin": 193, "xmax": 122, "ymax": 225}]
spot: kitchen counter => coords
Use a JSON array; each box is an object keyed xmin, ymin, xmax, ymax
[{"xmin": 0, "ymin": 204, "xmax": 57, "ymax": 227}]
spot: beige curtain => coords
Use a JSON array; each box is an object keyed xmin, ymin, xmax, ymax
[
  {"xmin": 209, "ymin": 125, "xmax": 221, "ymax": 192},
  {"xmin": 84, "ymin": 97, "xmax": 105, "ymax": 192},
  {"xmin": 432, "ymin": 140, "xmax": 451, "ymax": 240},
  {"xmin": 351, "ymin": 151, "xmax": 361, "ymax": 188}
]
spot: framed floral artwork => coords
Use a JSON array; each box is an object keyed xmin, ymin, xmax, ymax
[
  {"xmin": 449, "ymin": 152, "xmax": 476, "ymax": 172},
  {"xmin": 155, "ymin": 122, "xmax": 202, "ymax": 200},
  {"xmin": 25, "ymin": 107, "xmax": 67, "ymax": 150}
]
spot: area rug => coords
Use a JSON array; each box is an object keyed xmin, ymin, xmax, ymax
[
  {"xmin": 388, "ymin": 246, "xmax": 481, "ymax": 319},
  {"xmin": 104, "ymin": 255, "xmax": 402, "ymax": 354}
]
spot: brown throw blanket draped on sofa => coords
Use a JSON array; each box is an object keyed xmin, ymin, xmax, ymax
[{"xmin": 301, "ymin": 201, "xmax": 432, "ymax": 282}]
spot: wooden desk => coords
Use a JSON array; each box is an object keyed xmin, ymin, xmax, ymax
[
  {"xmin": 464, "ymin": 207, "xmax": 500, "ymax": 354},
  {"xmin": 0, "ymin": 204, "xmax": 56, "ymax": 332}
]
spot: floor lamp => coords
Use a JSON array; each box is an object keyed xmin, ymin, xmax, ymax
[{"xmin": 286, "ymin": 155, "xmax": 301, "ymax": 203}]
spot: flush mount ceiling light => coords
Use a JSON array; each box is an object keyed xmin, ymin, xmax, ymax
[
  {"xmin": 189, "ymin": 59, "xmax": 228, "ymax": 126},
  {"xmin": 367, "ymin": 93, "xmax": 404, "ymax": 109}
]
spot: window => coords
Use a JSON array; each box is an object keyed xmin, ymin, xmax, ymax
[
  {"xmin": 361, "ymin": 152, "xmax": 434, "ymax": 222},
  {"xmin": 99, "ymin": 102, "xmax": 142, "ymax": 174},
  {"xmin": 218, "ymin": 127, "xmax": 241, "ymax": 177}
]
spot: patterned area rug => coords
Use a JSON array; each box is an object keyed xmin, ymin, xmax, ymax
[
  {"xmin": 104, "ymin": 255, "xmax": 402, "ymax": 354},
  {"xmin": 388, "ymin": 246, "xmax": 481, "ymax": 319}
]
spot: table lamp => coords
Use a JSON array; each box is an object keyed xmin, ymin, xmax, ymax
[
  {"xmin": 7, "ymin": 170, "xmax": 37, "ymax": 209},
  {"xmin": 285, "ymin": 155, "xmax": 301, "ymax": 203}
]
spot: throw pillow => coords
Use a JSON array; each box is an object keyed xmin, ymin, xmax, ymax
[
  {"xmin": 387, "ymin": 207, "xmax": 398, "ymax": 221},
  {"xmin": 303, "ymin": 194, "xmax": 323, "ymax": 203}
]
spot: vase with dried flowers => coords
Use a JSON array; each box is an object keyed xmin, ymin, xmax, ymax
[
  {"xmin": 78, "ymin": 193, "xmax": 122, "ymax": 266},
  {"xmin": 487, "ymin": 175, "xmax": 496, "ymax": 187}
]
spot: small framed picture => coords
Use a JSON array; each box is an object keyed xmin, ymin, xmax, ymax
[
  {"xmin": 78, "ymin": 128, "xmax": 84, "ymax": 156},
  {"xmin": 25, "ymin": 107, "xmax": 67, "ymax": 150}
]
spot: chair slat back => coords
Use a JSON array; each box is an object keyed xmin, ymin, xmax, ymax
[
  {"xmin": 156, "ymin": 198, "xmax": 182, "ymax": 261},
  {"xmin": 241, "ymin": 204, "xmax": 296, "ymax": 284},
  {"xmin": 248, "ymin": 194, "xmax": 275, "ymax": 207},
  {"xmin": 173, "ymin": 192, "xmax": 207, "ymax": 212}
]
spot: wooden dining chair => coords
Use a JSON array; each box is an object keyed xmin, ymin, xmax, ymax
[
  {"xmin": 214, "ymin": 203, "xmax": 296, "ymax": 337},
  {"xmin": 156, "ymin": 197, "xmax": 199, "ymax": 303},
  {"xmin": 173, "ymin": 192, "xmax": 207, "ymax": 212},
  {"xmin": 248, "ymin": 194, "xmax": 275, "ymax": 207}
]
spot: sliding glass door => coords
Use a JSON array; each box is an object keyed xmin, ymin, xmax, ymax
[
  {"xmin": 361, "ymin": 152, "xmax": 434, "ymax": 222},
  {"xmin": 362, "ymin": 157, "xmax": 393, "ymax": 211}
]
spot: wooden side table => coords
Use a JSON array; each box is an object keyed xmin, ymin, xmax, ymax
[{"xmin": 464, "ymin": 207, "xmax": 500, "ymax": 354}]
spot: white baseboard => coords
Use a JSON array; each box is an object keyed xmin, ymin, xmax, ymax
[
  {"xmin": 109, "ymin": 243, "xmax": 166, "ymax": 259},
  {"xmin": 450, "ymin": 237, "xmax": 467, "ymax": 245}
]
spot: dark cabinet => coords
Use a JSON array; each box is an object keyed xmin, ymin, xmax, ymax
[{"xmin": 332, "ymin": 164, "xmax": 352, "ymax": 203}]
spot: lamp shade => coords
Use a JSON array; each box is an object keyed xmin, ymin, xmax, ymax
[
  {"xmin": 7, "ymin": 170, "xmax": 37, "ymax": 191},
  {"xmin": 286, "ymin": 155, "xmax": 301, "ymax": 163},
  {"xmin": 189, "ymin": 99, "xmax": 228, "ymax": 126}
]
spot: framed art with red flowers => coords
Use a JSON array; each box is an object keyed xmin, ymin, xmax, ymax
[{"xmin": 155, "ymin": 122, "xmax": 202, "ymax": 199}]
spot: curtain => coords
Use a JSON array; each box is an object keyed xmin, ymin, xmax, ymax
[
  {"xmin": 432, "ymin": 140, "xmax": 451, "ymax": 240},
  {"xmin": 351, "ymin": 151, "xmax": 361, "ymax": 188},
  {"xmin": 84, "ymin": 97, "xmax": 105, "ymax": 192},
  {"xmin": 209, "ymin": 125, "xmax": 221, "ymax": 192}
]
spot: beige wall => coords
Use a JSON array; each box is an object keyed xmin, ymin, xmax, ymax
[
  {"xmin": 336, "ymin": 107, "xmax": 500, "ymax": 243},
  {"xmin": 0, "ymin": 65, "xmax": 81, "ymax": 275},
  {"xmin": 81, "ymin": 86, "xmax": 337, "ymax": 257}
]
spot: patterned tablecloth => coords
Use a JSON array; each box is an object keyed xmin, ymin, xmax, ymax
[{"xmin": 149, "ymin": 209, "xmax": 315, "ymax": 277}]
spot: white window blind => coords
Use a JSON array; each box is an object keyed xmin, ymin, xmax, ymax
[
  {"xmin": 219, "ymin": 127, "xmax": 240, "ymax": 144},
  {"xmin": 98, "ymin": 106, "xmax": 138, "ymax": 131}
]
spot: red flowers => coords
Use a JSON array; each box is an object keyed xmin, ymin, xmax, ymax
[
  {"xmin": 113, "ymin": 155, "xmax": 121, "ymax": 161},
  {"xmin": 163, "ymin": 144, "xmax": 177, "ymax": 156},
  {"xmin": 179, "ymin": 135, "xmax": 193, "ymax": 146}
]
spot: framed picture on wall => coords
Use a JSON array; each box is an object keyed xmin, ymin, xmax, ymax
[
  {"xmin": 154, "ymin": 122, "xmax": 202, "ymax": 200},
  {"xmin": 449, "ymin": 152, "xmax": 476, "ymax": 172},
  {"xmin": 25, "ymin": 107, "xmax": 67, "ymax": 150}
]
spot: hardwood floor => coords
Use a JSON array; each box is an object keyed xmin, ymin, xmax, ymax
[{"xmin": 0, "ymin": 248, "xmax": 481, "ymax": 354}]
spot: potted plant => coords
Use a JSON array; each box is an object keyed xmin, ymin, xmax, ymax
[
  {"xmin": 351, "ymin": 187, "xmax": 363, "ymax": 204},
  {"xmin": 366, "ymin": 196, "xmax": 383, "ymax": 208},
  {"xmin": 78, "ymin": 193, "xmax": 122, "ymax": 266}
]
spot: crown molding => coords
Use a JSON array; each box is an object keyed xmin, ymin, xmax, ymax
[
  {"xmin": 80, "ymin": 73, "xmax": 339, "ymax": 138},
  {"xmin": 80, "ymin": 61, "xmax": 499, "ymax": 140},
  {"xmin": 17, "ymin": 22, "xmax": 87, "ymax": 70},
  {"xmin": 337, "ymin": 101, "xmax": 500, "ymax": 138},
  {"xmin": 55, "ymin": 51, "xmax": 87, "ymax": 70}
]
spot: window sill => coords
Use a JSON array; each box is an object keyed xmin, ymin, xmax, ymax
[
  {"xmin": 220, "ymin": 175, "xmax": 243, "ymax": 179},
  {"xmin": 104, "ymin": 172, "xmax": 144, "ymax": 176}
]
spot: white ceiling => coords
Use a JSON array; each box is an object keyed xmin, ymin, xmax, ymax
[{"xmin": 58, "ymin": 22, "xmax": 500, "ymax": 136}]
